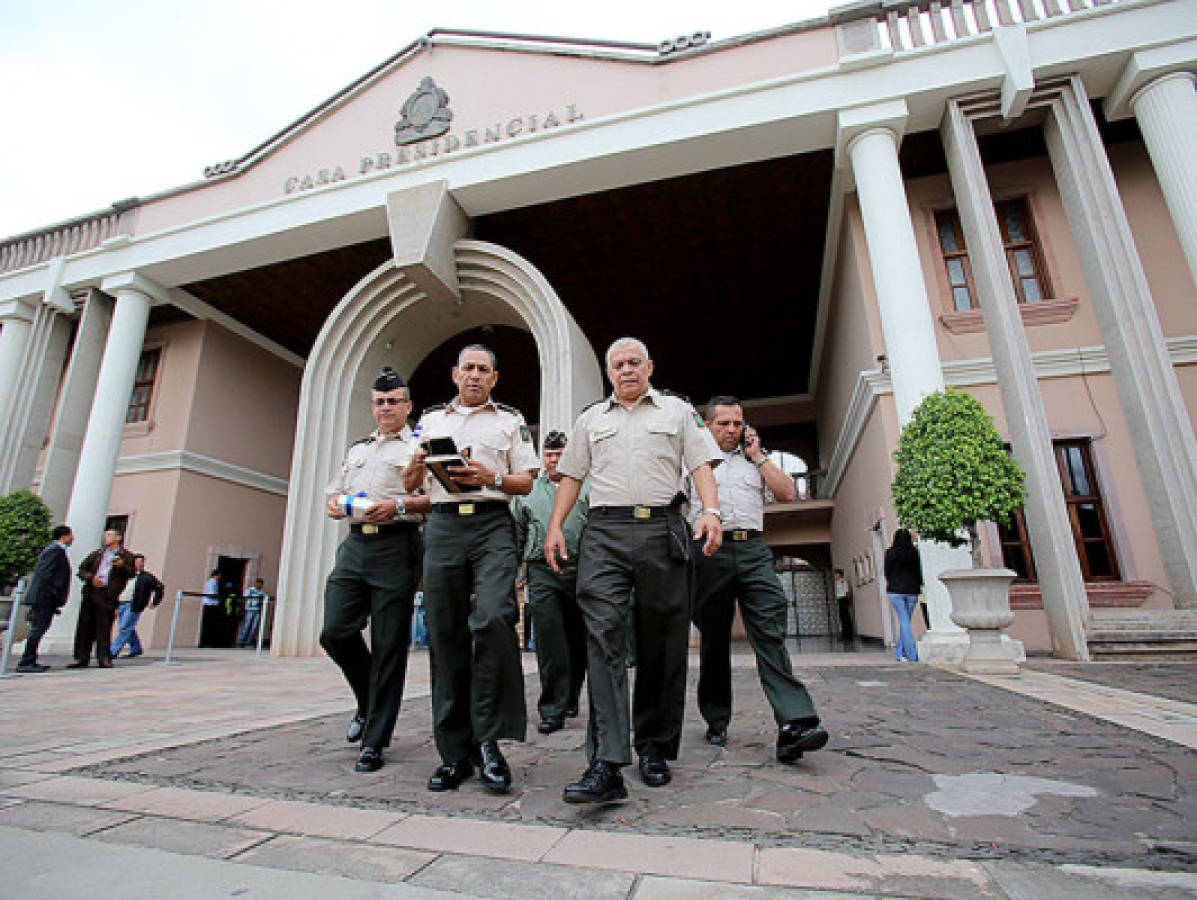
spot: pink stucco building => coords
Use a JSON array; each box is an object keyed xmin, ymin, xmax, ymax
[{"xmin": 1, "ymin": 0, "xmax": 1195, "ymax": 660}]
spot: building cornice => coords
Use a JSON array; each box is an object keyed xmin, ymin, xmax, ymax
[
  {"xmin": 822, "ymin": 334, "xmax": 1197, "ymax": 497},
  {"xmin": 113, "ymin": 450, "xmax": 289, "ymax": 496}
]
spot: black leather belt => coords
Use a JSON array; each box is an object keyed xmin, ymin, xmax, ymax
[
  {"xmin": 431, "ymin": 500, "xmax": 509, "ymax": 516},
  {"xmin": 591, "ymin": 505, "xmax": 669, "ymax": 519},
  {"xmin": 350, "ymin": 521, "xmax": 418, "ymax": 536},
  {"xmin": 724, "ymin": 529, "xmax": 762, "ymax": 542}
]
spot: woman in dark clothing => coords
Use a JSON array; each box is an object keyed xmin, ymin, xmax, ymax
[{"xmin": 884, "ymin": 528, "xmax": 923, "ymax": 662}]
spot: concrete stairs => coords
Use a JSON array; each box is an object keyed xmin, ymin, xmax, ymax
[{"xmin": 1086, "ymin": 609, "xmax": 1197, "ymax": 660}]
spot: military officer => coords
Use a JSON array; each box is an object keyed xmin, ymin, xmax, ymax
[
  {"xmin": 321, "ymin": 366, "xmax": 429, "ymax": 774},
  {"xmin": 689, "ymin": 396, "xmax": 829, "ymax": 763},
  {"xmin": 511, "ymin": 430, "xmax": 589, "ymax": 735},
  {"xmin": 403, "ymin": 344, "xmax": 539, "ymax": 793},
  {"xmin": 546, "ymin": 337, "xmax": 723, "ymax": 803}
]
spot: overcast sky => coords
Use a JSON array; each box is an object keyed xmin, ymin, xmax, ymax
[{"xmin": 0, "ymin": 0, "xmax": 837, "ymax": 240}]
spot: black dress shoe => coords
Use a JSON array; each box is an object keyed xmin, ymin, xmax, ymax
[
  {"xmin": 776, "ymin": 721, "xmax": 829, "ymax": 764},
  {"xmin": 537, "ymin": 716, "xmax": 564, "ymax": 734},
  {"xmin": 478, "ymin": 740, "xmax": 512, "ymax": 792},
  {"xmin": 66, "ymin": 660, "xmax": 89, "ymax": 669},
  {"xmin": 638, "ymin": 754, "xmax": 671, "ymax": 787},
  {"xmin": 704, "ymin": 726, "xmax": 728, "ymax": 747},
  {"xmin": 563, "ymin": 760, "xmax": 628, "ymax": 804},
  {"xmin": 354, "ymin": 745, "xmax": 384, "ymax": 773},
  {"xmin": 16, "ymin": 663, "xmax": 49, "ymax": 673},
  {"xmin": 97, "ymin": 661, "xmax": 114, "ymax": 669},
  {"xmin": 427, "ymin": 759, "xmax": 474, "ymax": 791},
  {"xmin": 346, "ymin": 714, "xmax": 366, "ymax": 743}
]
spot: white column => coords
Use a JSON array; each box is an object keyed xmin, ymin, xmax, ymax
[
  {"xmin": 1129, "ymin": 73, "xmax": 1197, "ymax": 289},
  {"xmin": 41, "ymin": 286, "xmax": 151, "ymax": 652},
  {"xmin": 0, "ymin": 300, "xmax": 35, "ymax": 439},
  {"xmin": 847, "ymin": 128, "xmax": 946, "ymax": 423},
  {"xmin": 942, "ymin": 97, "xmax": 1089, "ymax": 660},
  {"xmin": 842, "ymin": 117, "xmax": 972, "ymax": 662},
  {"xmin": 1045, "ymin": 76, "xmax": 1197, "ymax": 608}
]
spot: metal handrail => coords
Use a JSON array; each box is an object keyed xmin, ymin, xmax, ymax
[{"xmin": 0, "ymin": 578, "xmax": 28, "ymax": 677}]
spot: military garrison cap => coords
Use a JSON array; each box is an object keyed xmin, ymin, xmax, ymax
[{"xmin": 373, "ymin": 366, "xmax": 406, "ymax": 391}]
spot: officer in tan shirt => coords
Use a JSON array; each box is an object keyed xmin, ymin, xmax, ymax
[
  {"xmin": 688, "ymin": 395, "xmax": 828, "ymax": 764},
  {"xmin": 322, "ymin": 367, "xmax": 430, "ymax": 774},
  {"xmin": 403, "ymin": 344, "xmax": 539, "ymax": 794},
  {"xmin": 546, "ymin": 337, "xmax": 723, "ymax": 803}
]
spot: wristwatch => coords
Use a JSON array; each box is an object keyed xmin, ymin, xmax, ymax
[
  {"xmin": 703, "ymin": 507, "xmax": 723, "ymax": 520},
  {"xmin": 753, "ymin": 457, "xmax": 768, "ymax": 469},
  {"xmin": 493, "ymin": 472, "xmax": 504, "ymax": 489},
  {"xmin": 395, "ymin": 497, "xmax": 407, "ymax": 516}
]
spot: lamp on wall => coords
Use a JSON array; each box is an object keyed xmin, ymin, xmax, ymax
[{"xmin": 876, "ymin": 354, "xmax": 889, "ymax": 375}]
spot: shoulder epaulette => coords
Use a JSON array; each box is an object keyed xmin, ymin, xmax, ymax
[
  {"xmin": 349, "ymin": 435, "xmax": 374, "ymax": 448},
  {"xmin": 579, "ymin": 397, "xmax": 605, "ymax": 414},
  {"xmin": 421, "ymin": 403, "xmax": 447, "ymax": 417},
  {"xmin": 659, "ymin": 388, "xmax": 691, "ymax": 404},
  {"xmin": 495, "ymin": 401, "xmax": 522, "ymax": 417}
]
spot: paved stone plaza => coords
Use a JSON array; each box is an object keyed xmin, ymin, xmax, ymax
[{"xmin": 1, "ymin": 647, "xmax": 1195, "ymax": 897}]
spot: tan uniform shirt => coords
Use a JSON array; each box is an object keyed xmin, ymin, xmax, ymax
[
  {"xmin": 414, "ymin": 397, "xmax": 540, "ymax": 503},
  {"xmin": 688, "ymin": 449, "xmax": 767, "ymax": 530},
  {"xmin": 326, "ymin": 425, "xmax": 422, "ymax": 522},
  {"xmin": 557, "ymin": 387, "xmax": 721, "ymax": 507}
]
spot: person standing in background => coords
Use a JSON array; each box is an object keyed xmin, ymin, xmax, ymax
[{"xmin": 884, "ymin": 528, "xmax": 923, "ymax": 663}]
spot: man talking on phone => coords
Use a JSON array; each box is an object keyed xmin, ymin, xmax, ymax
[{"xmin": 689, "ymin": 396, "xmax": 828, "ymax": 764}]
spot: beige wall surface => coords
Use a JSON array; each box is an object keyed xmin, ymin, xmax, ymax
[
  {"xmin": 144, "ymin": 470, "xmax": 289, "ymax": 650},
  {"xmin": 105, "ymin": 468, "xmax": 181, "ymax": 651},
  {"xmin": 184, "ymin": 321, "xmax": 300, "ymax": 478},
  {"xmin": 134, "ymin": 29, "xmax": 838, "ymax": 234},
  {"xmin": 1109, "ymin": 141, "xmax": 1197, "ymax": 338},
  {"xmin": 117, "ymin": 319, "xmax": 204, "ymax": 457}
]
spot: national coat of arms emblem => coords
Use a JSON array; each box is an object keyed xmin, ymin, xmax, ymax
[{"xmin": 394, "ymin": 77, "xmax": 453, "ymax": 146}]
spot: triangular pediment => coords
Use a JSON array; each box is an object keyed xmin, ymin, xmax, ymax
[{"xmin": 135, "ymin": 24, "xmax": 837, "ymax": 232}]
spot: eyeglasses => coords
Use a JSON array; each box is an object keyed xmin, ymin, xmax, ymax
[{"xmin": 373, "ymin": 397, "xmax": 409, "ymax": 407}]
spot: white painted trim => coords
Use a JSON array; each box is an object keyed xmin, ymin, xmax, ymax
[
  {"xmin": 114, "ymin": 450, "xmax": 289, "ymax": 496},
  {"xmin": 823, "ymin": 334, "xmax": 1197, "ymax": 498}
]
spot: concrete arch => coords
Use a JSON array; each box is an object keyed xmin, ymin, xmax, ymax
[{"xmin": 272, "ymin": 239, "xmax": 602, "ymax": 655}]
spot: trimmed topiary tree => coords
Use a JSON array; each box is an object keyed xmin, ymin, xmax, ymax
[
  {"xmin": 891, "ymin": 388, "xmax": 1026, "ymax": 567},
  {"xmin": 0, "ymin": 490, "xmax": 53, "ymax": 589}
]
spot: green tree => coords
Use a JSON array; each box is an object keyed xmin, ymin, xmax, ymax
[
  {"xmin": 891, "ymin": 389, "xmax": 1026, "ymax": 567},
  {"xmin": 0, "ymin": 490, "xmax": 53, "ymax": 588}
]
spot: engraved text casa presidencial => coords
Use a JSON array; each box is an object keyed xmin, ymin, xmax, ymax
[{"xmin": 283, "ymin": 104, "xmax": 584, "ymax": 195}]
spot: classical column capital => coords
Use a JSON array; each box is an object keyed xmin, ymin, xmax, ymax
[
  {"xmin": 99, "ymin": 271, "xmax": 172, "ymax": 306},
  {"xmin": 0, "ymin": 296, "xmax": 36, "ymax": 323},
  {"xmin": 1105, "ymin": 39, "xmax": 1197, "ymax": 121},
  {"xmin": 835, "ymin": 99, "xmax": 908, "ymax": 171}
]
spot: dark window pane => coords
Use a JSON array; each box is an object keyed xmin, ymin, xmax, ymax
[
  {"xmin": 1002, "ymin": 544, "xmax": 1031, "ymax": 580},
  {"xmin": 937, "ymin": 215, "xmax": 960, "ymax": 252},
  {"xmin": 1060, "ymin": 446, "xmax": 1090, "ymax": 496},
  {"xmin": 1075, "ymin": 503, "xmax": 1105, "ymax": 539},
  {"xmin": 1004, "ymin": 206, "xmax": 1027, "ymax": 242},
  {"xmin": 1083, "ymin": 541, "xmax": 1115, "ymax": 579}
]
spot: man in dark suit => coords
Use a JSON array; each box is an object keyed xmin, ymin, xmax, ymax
[
  {"xmin": 69, "ymin": 529, "xmax": 137, "ymax": 668},
  {"xmin": 16, "ymin": 525, "xmax": 75, "ymax": 673}
]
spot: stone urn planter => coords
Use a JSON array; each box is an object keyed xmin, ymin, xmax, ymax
[{"xmin": 940, "ymin": 567, "xmax": 1019, "ymax": 674}]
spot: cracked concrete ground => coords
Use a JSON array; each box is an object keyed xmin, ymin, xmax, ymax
[{"xmin": 74, "ymin": 656, "xmax": 1197, "ymax": 874}]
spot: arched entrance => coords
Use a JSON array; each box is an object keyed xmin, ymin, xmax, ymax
[{"xmin": 272, "ymin": 239, "xmax": 602, "ymax": 656}]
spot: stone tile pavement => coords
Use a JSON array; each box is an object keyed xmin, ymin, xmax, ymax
[{"xmin": 1, "ymin": 646, "xmax": 1195, "ymax": 897}]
